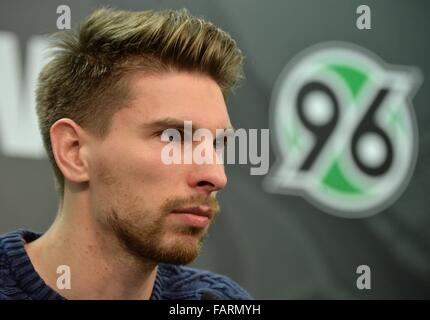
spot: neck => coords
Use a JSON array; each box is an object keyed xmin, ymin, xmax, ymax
[{"xmin": 25, "ymin": 189, "xmax": 158, "ymax": 300}]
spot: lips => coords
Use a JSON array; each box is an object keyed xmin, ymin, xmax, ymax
[
  {"xmin": 170, "ymin": 206, "xmax": 213, "ymax": 228},
  {"xmin": 171, "ymin": 206, "xmax": 213, "ymax": 218}
]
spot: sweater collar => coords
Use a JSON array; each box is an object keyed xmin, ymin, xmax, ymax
[
  {"xmin": 3, "ymin": 229, "xmax": 165, "ymax": 300},
  {"xmin": 3, "ymin": 229, "xmax": 64, "ymax": 300}
]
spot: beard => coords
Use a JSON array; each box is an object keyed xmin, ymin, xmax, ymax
[{"xmin": 103, "ymin": 194, "xmax": 220, "ymax": 265}]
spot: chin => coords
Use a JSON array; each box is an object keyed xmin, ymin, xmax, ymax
[{"xmin": 155, "ymin": 234, "xmax": 204, "ymax": 265}]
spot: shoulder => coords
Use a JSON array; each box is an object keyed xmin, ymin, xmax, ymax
[
  {"xmin": 158, "ymin": 263, "xmax": 253, "ymax": 300},
  {"xmin": 0, "ymin": 234, "xmax": 17, "ymax": 300},
  {"xmin": 0, "ymin": 231, "xmax": 17, "ymax": 299},
  {"xmin": 0, "ymin": 229, "xmax": 38, "ymax": 300}
]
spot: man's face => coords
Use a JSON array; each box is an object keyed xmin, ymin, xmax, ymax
[{"xmin": 86, "ymin": 71, "xmax": 229, "ymax": 265}]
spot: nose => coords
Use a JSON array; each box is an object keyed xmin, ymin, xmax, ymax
[{"xmin": 187, "ymin": 162, "xmax": 227, "ymax": 196}]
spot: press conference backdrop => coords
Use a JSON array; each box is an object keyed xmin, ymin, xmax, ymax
[{"xmin": 1, "ymin": 0, "xmax": 429, "ymax": 299}]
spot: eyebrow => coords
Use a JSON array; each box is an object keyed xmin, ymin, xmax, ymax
[{"xmin": 143, "ymin": 117, "xmax": 235, "ymax": 133}]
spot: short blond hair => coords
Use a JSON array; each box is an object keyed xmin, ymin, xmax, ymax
[{"xmin": 36, "ymin": 7, "xmax": 244, "ymax": 197}]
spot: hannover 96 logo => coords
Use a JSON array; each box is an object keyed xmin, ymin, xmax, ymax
[{"xmin": 264, "ymin": 42, "xmax": 422, "ymax": 218}]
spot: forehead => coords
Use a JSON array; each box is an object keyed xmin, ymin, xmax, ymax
[{"xmin": 119, "ymin": 71, "xmax": 229, "ymax": 129}]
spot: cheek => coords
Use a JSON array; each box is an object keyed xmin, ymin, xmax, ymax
[
  {"xmin": 107, "ymin": 143, "xmax": 173, "ymax": 189},
  {"xmin": 129, "ymin": 145, "xmax": 174, "ymax": 185},
  {"xmin": 128, "ymin": 143, "xmax": 191, "ymax": 197},
  {"xmin": 88, "ymin": 141, "xmax": 132, "ymax": 193},
  {"xmin": 90, "ymin": 138, "xmax": 187, "ymax": 202}
]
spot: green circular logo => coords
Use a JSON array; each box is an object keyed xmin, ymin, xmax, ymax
[{"xmin": 264, "ymin": 42, "xmax": 422, "ymax": 218}]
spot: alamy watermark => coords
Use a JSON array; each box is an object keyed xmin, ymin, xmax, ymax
[
  {"xmin": 356, "ymin": 264, "xmax": 371, "ymax": 290},
  {"xmin": 56, "ymin": 264, "xmax": 71, "ymax": 290},
  {"xmin": 56, "ymin": 5, "xmax": 71, "ymax": 30},
  {"xmin": 160, "ymin": 121, "xmax": 270, "ymax": 176}
]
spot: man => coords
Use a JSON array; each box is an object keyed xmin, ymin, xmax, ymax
[{"xmin": 0, "ymin": 7, "xmax": 251, "ymax": 300}]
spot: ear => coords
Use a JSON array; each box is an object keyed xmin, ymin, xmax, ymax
[{"xmin": 50, "ymin": 118, "xmax": 90, "ymax": 185}]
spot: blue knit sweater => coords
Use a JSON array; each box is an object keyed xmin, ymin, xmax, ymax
[{"xmin": 0, "ymin": 229, "xmax": 252, "ymax": 300}]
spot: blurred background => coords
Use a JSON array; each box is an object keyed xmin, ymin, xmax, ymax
[{"xmin": 1, "ymin": 0, "xmax": 429, "ymax": 299}]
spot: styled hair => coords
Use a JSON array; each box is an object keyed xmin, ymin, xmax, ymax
[{"xmin": 36, "ymin": 7, "xmax": 244, "ymax": 197}]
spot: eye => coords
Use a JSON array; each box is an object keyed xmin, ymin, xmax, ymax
[
  {"xmin": 168, "ymin": 134, "xmax": 175, "ymax": 142},
  {"xmin": 214, "ymin": 134, "xmax": 228, "ymax": 148},
  {"xmin": 176, "ymin": 129, "xmax": 185, "ymax": 142},
  {"xmin": 159, "ymin": 129, "xmax": 184, "ymax": 143}
]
